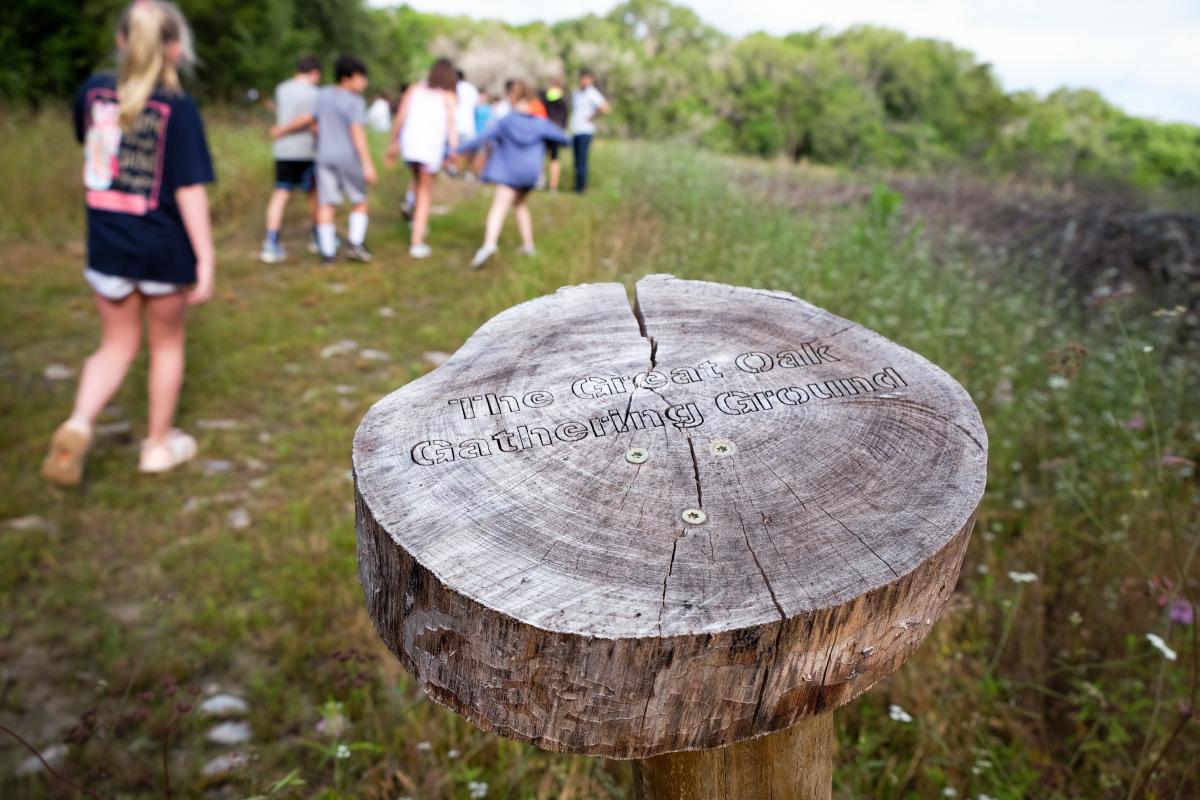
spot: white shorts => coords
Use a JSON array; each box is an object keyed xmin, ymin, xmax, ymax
[
  {"xmin": 85, "ymin": 269, "xmax": 182, "ymax": 301},
  {"xmin": 316, "ymin": 164, "xmax": 368, "ymax": 206}
]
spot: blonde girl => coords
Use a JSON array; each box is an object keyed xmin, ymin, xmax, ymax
[
  {"xmin": 385, "ymin": 58, "xmax": 458, "ymax": 259},
  {"xmin": 42, "ymin": 0, "xmax": 216, "ymax": 485}
]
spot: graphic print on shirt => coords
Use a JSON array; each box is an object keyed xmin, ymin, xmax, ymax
[{"xmin": 83, "ymin": 88, "xmax": 172, "ymax": 215}]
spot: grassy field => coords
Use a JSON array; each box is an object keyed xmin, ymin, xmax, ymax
[{"xmin": 1, "ymin": 109, "xmax": 1197, "ymax": 799}]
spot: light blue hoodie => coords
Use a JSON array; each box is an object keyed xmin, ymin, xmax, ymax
[{"xmin": 456, "ymin": 112, "xmax": 569, "ymax": 189}]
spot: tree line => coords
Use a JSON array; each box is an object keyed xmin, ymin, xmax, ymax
[{"xmin": 5, "ymin": 0, "xmax": 1198, "ymax": 189}]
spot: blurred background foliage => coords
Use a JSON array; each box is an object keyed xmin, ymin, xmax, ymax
[{"xmin": 4, "ymin": 0, "xmax": 1199, "ymax": 191}]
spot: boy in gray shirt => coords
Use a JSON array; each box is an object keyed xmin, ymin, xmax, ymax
[
  {"xmin": 261, "ymin": 55, "xmax": 321, "ymax": 263},
  {"xmin": 314, "ymin": 55, "xmax": 377, "ymax": 263}
]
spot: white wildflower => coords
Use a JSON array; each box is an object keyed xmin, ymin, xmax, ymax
[
  {"xmin": 978, "ymin": 795, "xmax": 996, "ymax": 800},
  {"xmin": 943, "ymin": 789, "xmax": 958, "ymax": 798},
  {"xmin": 1047, "ymin": 375, "xmax": 1070, "ymax": 390},
  {"xmin": 976, "ymin": 564, "xmax": 989, "ymax": 575},
  {"xmin": 468, "ymin": 781, "xmax": 489, "ymax": 798},
  {"xmin": 335, "ymin": 744, "xmax": 350, "ymax": 760},
  {"xmin": 1146, "ymin": 633, "xmax": 1177, "ymax": 661},
  {"xmin": 416, "ymin": 740, "xmax": 432, "ymax": 752},
  {"xmin": 447, "ymin": 748, "xmax": 461, "ymax": 759},
  {"xmin": 1008, "ymin": 571, "xmax": 1038, "ymax": 583},
  {"xmin": 888, "ymin": 704, "xmax": 913, "ymax": 723},
  {"xmin": 1142, "ymin": 345, "xmax": 1153, "ymax": 353},
  {"xmin": 1069, "ymin": 611, "xmax": 1083, "ymax": 626}
]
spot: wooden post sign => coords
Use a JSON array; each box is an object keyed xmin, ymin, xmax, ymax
[{"xmin": 354, "ymin": 275, "xmax": 987, "ymax": 798}]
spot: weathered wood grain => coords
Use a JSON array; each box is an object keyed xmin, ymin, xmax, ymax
[
  {"xmin": 633, "ymin": 712, "xmax": 835, "ymax": 800},
  {"xmin": 354, "ymin": 274, "xmax": 987, "ymax": 758}
]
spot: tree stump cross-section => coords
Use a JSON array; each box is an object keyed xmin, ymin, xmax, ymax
[{"xmin": 354, "ymin": 274, "xmax": 987, "ymax": 794}]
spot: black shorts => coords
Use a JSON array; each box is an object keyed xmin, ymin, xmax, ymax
[
  {"xmin": 275, "ymin": 159, "xmax": 315, "ymax": 191},
  {"xmin": 547, "ymin": 142, "xmax": 561, "ymax": 160}
]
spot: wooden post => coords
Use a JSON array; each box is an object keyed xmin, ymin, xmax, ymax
[
  {"xmin": 634, "ymin": 713, "xmax": 835, "ymax": 800},
  {"xmin": 354, "ymin": 275, "xmax": 986, "ymax": 794}
]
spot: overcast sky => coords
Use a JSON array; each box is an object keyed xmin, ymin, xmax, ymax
[{"xmin": 387, "ymin": 0, "xmax": 1200, "ymax": 125}]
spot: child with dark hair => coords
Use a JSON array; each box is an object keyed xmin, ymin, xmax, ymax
[
  {"xmin": 541, "ymin": 77, "xmax": 569, "ymax": 191},
  {"xmin": 454, "ymin": 80, "xmax": 569, "ymax": 269},
  {"xmin": 313, "ymin": 54, "xmax": 377, "ymax": 263},
  {"xmin": 385, "ymin": 58, "xmax": 458, "ymax": 259}
]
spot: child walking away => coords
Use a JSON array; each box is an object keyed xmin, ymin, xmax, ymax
[
  {"xmin": 43, "ymin": 0, "xmax": 215, "ymax": 486},
  {"xmin": 313, "ymin": 55, "xmax": 377, "ymax": 264},
  {"xmin": 541, "ymin": 77, "xmax": 569, "ymax": 192},
  {"xmin": 454, "ymin": 80, "xmax": 569, "ymax": 269},
  {"xmin": 386, "ymin": 58, "xmax": 458, "ymax": 259},
  {"xmin": 260, "ymin": 54, "xmax": 321, "ymax": 263}
]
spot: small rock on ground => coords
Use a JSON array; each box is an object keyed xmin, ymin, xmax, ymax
[
  {"xmin": 359, "ymin": 348, "xmax": 390, "ymax": 361},
  {"xmin": 226, "ymin": 509, "xmax": 251, "ymax": 531},
  {"xmin": 16, "ymin": 744, "xmax": 68, "ymax": 776},
  {"xmin": 201, "ymin": 751, "xmax": 249, "ymax": 779},
  {"xmin": 95, "ymin": 420, "xmax": 133, "ymax": 440},
  {"xmin": 197, "ymin": 419, "xmax": 241, "ymax": 431},
  {"xmin": 378, "ymin": 306, "xmax": 396, "ymax": 318},
  {"xmin": 320, "ymin": 339, "xmax": 358, "ymax": 359},
  {"xmin": 206, "ymin": 721, "xmax": 252, "ymax": 746},
  {"xmin": 200, "ymin": 459, "xmax": 234, "ymax": 475},
  {"xmin": 199, "ymin": 694, "xmax": 248, "ymax": 718},
  {"xmin": 4, "ymin": 515, "xmax": 54, "ymax": 532},
  {"xmin": 43, "ymin": 364, "xmax": 73, "ymax": 381}
]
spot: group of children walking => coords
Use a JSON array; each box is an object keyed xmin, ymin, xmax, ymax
[
  {"xmin": 263, "ymin": 55, "xmax": 609, "ymax": 264},
  {"xmin": 42, "ymin": 0, "xmax": 612, "ymax": 486}
]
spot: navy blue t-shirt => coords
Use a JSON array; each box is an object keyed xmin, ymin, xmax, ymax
[{"xmin": 74, "ymin": 73, "xmax": 215, "ymax": 284}]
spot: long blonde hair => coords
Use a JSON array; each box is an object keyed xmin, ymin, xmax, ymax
[{"xmin": 116, "ymin": 0, "xmax": 194, "ymax": 131}]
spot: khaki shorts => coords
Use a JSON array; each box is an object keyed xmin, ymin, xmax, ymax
[
  {"xmin": 317, "ymin": 164, "xmax": 367, "ymax": 206},
  {"xmin": 85, "ymin": 269, "xmax": 182, "ymax": 301}
]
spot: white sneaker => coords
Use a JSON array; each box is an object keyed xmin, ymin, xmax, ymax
[
  {"xmin": 409, "ymin": 243, "xmax": 432, "ymax": 259},
  {"xmin": 518, "ymin": 244, "xmax": 536, "ymax": 256},
  {"xmin": 470, "ymin": 244, "xmax": 497, "ymax": 269},
  {"xmin": 138, "ymin": 429, "xmax": 198, "ymax": 474}
]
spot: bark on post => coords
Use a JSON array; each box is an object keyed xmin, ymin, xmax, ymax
[{"xmin": 354, "ymin": 275, "xmax": 987, "ymax": 794}]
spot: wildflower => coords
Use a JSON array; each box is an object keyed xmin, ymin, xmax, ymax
[
  {"xmin": 1068, "ymin": 611, "xmax": 1083, "ymax": 626},
  {"xmin": 978, "ymin": 795, "xmax": 996, "ymax": 800},
  {"xmin": 1125, "ymin": 413, "xmax": 1145, "ymax": 431},
  {"xmin": 1168, "ymin": 598, "xmax": 1194, "ymax": 626},
  {"xmin": 416, "ymin": 740, "xmax": 432, "ymax": 752},
  {"xmin": 1047, "ymin": 375, "xmax": 1069, "ymax": 390},
  {"xmin": 888, "ymin": 704, "xmax": 913, "ymax": 723},
  {"xmin": 1161, "ymin": 452, "xmax": 1195, "ymax": 468},
  {"xmin": 943, "ymin": 788, "xmax": 957, "ymax": 797},
  {"xmin": 447, "ymin": 748, "xmax": 461, "ymax": 759},
  {"xmin": 468, "ymin": 781, "xmax": 489, "ymax": 798},
  {"xmin": 1008, "ymin": 571, "xmax": 1038, "ymax": 584},
  {"xmin": 1146, "ymin": 633, "xmax": 1177, "ymax": 661},
  {"xmin": 976, "ymin": 564, "xmax": 989, "ymax": 575},
  {"xmin": 1142, "ymin": 345, "xmax": 1153, "ymax": 353},
  {"xmin": 335, "ymin": 744, "xmax": 350, "ymax": 760}
]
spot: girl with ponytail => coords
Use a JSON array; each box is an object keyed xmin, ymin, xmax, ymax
[{"xmin": 43, "ymin": 0, "xmax": 216, "ymax": 485}]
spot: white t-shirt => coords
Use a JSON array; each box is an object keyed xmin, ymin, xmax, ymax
[
  {"xmin": 570, "ymin": 85, "xmax": 607, "ymax": 135},
  {"xmin": 366, "ymin": 98, "xmax": 392, "ymax": 133},
  {"xmin": 455, "ymin": 80, "xmax": 479, "ymax": 137}
]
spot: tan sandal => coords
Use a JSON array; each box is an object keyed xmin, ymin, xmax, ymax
[
  {"xmin": 138, "ymin": 429, "xmax": 198, "ymax": 474},
  {"xmin": 41, "ymin": 421, "xmax": 93, "ymax": 487}
]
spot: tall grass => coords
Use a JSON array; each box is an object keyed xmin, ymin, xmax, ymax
[{"xmin": 0, "ymin": 112, "xmax": 1196, "ymax": 799}]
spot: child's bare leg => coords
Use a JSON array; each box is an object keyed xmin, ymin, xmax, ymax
[
  {"xmin": 549, "ymin": 160, "xmax": 561, "ymax": 191},
  {"xmin": 265, "ymin": 188, "xmax": 290, "ymax": 232},
  {"xmin": 484, "ymin": 185, "xmax": 516, "ymax": 248},
  {"xmin": 514, "ymin": 189, "xmax": 533, "ymax": 248},
  {"xmin": 411, "ymin": 169, "xmax": 434, "ymax": 246},
  {"xmin": 70, "ymin": 292, "xmax": 143, "ymax": 427},
  {"xmin": 145, "ymin": 291, "xmax": 188, "ymax": 443}
]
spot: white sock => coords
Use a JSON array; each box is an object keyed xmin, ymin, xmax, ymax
[
  {"xmin": 348, "ymin": 211, "xmax": 368, "ymax": 247},
  {"xmin": 317, "ymin": 224, "xmax": 337, "ymax": 257}
]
